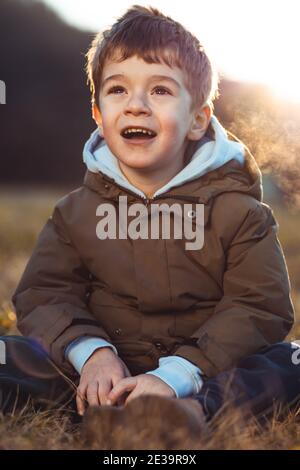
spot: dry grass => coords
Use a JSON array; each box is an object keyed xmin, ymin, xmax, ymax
[
  {"xmin": 0, "ymin": 186, "xmax": 300, "ymax": 450},
  {"xmin": 1, "ymin": 399, "xmax": 300, "ymax": 450},
  {"xmin": 0, "ymin": 406, "xmax": 80, "ymax": 450}
]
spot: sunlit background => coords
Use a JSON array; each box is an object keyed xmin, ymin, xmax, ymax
[{"xmin": 42, "ymin": 0, "xmax": 300, "ymax": 103}]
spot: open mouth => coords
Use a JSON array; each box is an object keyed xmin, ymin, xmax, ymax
[{"xmin": 121, "ymin": 127, "xmax": 157, "ymax": 141}]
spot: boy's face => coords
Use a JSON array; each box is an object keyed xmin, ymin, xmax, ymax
[{"xmin": 93, "ymin": 53, "xmax": 210, "ymax": 178}]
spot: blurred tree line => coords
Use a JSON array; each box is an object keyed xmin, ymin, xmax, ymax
[
  {"xmin": 0, "ymin": 0, "xmax": 299, "ymax": 197},
  {"xmin": 0, "ymin": 0, "xmax": 94, "ymax": 185}
]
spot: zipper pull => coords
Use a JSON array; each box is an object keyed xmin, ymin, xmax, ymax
[{"xmin": 144, "ymin": 198, "xmax": 150, "ymax": 207}]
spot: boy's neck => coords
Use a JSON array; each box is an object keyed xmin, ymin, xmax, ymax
[
  {"xmin": 117, "ymin": 140, "xmax": 201, "ymax": 198},
  {"xmin": 118, "ymin": 157, "xmax": 185, "ymax": 199}
]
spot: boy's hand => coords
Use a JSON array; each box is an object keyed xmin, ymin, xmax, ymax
[
  {"xmin": 106, "ymin": 374, "xmax": 176, "ymax": 406},
  {"xmin": 76, "ymin": 347, "xmax": 131, "ymax": 415}
]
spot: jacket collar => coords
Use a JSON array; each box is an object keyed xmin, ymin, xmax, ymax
[
  {"xmin": 83, "ymin": 145, "xmax": 262, "ymax": 228},
  {"xmin": 83, "ymin": 144, "xmax": 262, "ymax": 204}
]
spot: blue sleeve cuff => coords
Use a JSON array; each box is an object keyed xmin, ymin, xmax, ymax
[
  {"xmin": 145, "ymin": 355, "xmax": 203, "ymax": 398},
  {"xmin": 65, "ymin": 336, "xmax": 118, "ymax": 374}
]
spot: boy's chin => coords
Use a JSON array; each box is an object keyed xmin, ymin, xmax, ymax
[{"xmin": 117, "ymin": 157, "xmax": 160, "ymax": 172}]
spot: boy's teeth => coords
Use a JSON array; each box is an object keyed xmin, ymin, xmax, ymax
[{"xmin": 123, "ymin": 128, "xmax": 155, "ymax": 136}]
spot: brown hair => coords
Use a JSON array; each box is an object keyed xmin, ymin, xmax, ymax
[{"xmin": 86, "ymin": 5, "xmax": 219, "ymax": 112}]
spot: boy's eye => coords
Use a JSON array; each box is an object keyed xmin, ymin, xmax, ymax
[
  {"xmin": 153, "ymin": 87, "xmax": 171, "ymax": 95},
  {"xmin": 108, "ymin": 86, "xmax": 124, "ymax": 95},
  {"xmin": 108, "ymin": 86, "xmax": 170, "ymax": 95}
]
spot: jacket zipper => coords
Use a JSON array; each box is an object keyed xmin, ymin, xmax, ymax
[
  {"xmin": 101, "ymin": 175, "xmax": 207, "ymax": 206},
  {"xmin": 101, "ymin": 176, "xmax": 166, "ymax": 206}
]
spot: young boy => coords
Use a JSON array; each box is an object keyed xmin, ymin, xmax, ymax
[{"xmin": 2, "ymin": 6, "xmax": 300, "ymax": 431}]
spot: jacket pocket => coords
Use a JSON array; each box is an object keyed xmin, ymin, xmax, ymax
[{"xmin": 113, "ymin": 339, "xmax": 156, "ymax": 357}]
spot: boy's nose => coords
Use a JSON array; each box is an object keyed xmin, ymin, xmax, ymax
[{"xmin": 124, "ymin": 94, "xmax": 151, "ymax": 115}]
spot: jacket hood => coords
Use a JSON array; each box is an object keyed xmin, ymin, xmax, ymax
[{"xmin": 82, "ymin": 114, "xmax": 263, "ymax": 204}]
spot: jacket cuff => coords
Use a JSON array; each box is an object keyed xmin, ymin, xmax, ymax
[
  {"xmin": 65, "ymin": 336, "xmax": 118, "ymax": 374},
  {"xmin": 145, "ymin": 355, "xmax": 203, "ymax": 398}
]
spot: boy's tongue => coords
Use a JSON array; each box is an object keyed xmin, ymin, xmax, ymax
[
  {"xmin": 122, "ymin": 131, "xmax": 156, "ymax": 144},
  {"xmin": 126, "ymin": 133, "xmax": 153, "ymax": 139}
]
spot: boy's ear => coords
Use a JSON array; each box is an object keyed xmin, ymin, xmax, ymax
[
  {"xmin": 187, "ymin": 105, "xmax": 212, "ymax": 141},
  {"xmin": 92, "ymin": 103, "xmax": 104, "ymax": 136}
]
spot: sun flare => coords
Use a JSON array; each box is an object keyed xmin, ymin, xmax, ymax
[{"xmin": 42, "ymin": 0, "xmax": 300, "ymax": 103}]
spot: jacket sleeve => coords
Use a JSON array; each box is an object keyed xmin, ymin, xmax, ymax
[
  {"xmin": 146, "ymin": 356, "xmax": 203, "ymax": 398},
  {"xmin": 173, "ymin": 201, "xmax": 295, "ymax": 378},
  {"xmin": 12, "ymin": 204, "xmax": 113, "ymax": 376},
  {"xmin": 65, "ymin": 336, "xmax": 118, "ymax": 374}
]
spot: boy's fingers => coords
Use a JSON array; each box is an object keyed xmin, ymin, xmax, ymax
[
  {"xmin": 76, "ymin": 387, "xmax": 87, "ymax": 416},
  {"xmin": 107, "ymin": 377, "xmax": 137, "ymax": 405},
  {"xmin": 124, "ymin": 392, "xmax": 138, "ymax": 406},
  {"xmin": 123, "ymin": 364, "xmax": 132, "ymax": 377},
  {"xmin": 98, "ymin": 382, "xmax": 113, "ymax": 406},
  {"xmin": 87, "ymin": 383, "xmax": 101, "ymax": 407},
  {"xmin": 76, "ymin": 396, "xmax": 85, "ymax": 416}
]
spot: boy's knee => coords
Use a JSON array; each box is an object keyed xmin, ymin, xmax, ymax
[
  {"xmin": 260, "ymin": 341, "xmax": 300, "ymax": 366},
  {"xmin": 0, "ymin": 335, "xmax": 58, "ymax": 380}
]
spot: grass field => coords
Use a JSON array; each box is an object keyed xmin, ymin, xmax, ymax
[{"xmin": 0, "ymin": 186, "xmax": 300, "ymax": 450}]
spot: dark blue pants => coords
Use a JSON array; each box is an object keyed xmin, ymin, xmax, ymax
[
  {"xmin": 0, "ymin": 335, "xmax": 300, "ymax": 422},
  {"xmin": 195, "ymin": 341, "xmax": 300, "ymax": 421}
]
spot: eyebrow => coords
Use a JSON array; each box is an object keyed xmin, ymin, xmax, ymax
[{"xmin": 101, "ymin": 74, "xmax": 181, "ymax": 90}]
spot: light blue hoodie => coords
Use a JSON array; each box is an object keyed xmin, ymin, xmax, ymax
[
  {"xmin": 66, "ymin": 115, "xmax": 246, "ymax": 399},
  {"xmin": 83, "ymin": 114, "xmax": 244, "ymax": 199}
]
